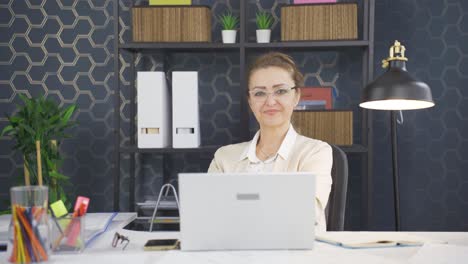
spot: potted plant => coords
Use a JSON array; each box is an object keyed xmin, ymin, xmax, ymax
[
  {"xmin": 1, "ymin": 94, "xmax": 77, "ymax": 209},
  {"xmin": 256, "ymin": 11, "xmax": 273, "ymax": 43},
  {"xmin": 218, "ymin": 11, "xmax": 239, "ymax": 44}
]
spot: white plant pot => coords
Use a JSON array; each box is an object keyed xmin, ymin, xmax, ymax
[
  {"xmin": 222, "ymin": 30, "xmax": 237, "ymax": 44},
  {"xmin": 256, "ymin": 29, "xmax": 271, "ymax": 43}
]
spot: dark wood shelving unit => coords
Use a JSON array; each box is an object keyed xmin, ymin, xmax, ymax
[
  {"xmin": 244, "ymin": 40, "xmax": 370, "ymax": 49},
  {"xmin": 119, "ymin": 42, "xmax": 241, "ymax": 51},
  {"xmin": 119, "ymin": 40, "xmax": 369, "ymax": 51},
  {"xmin": 114, "ymin": 0, "xmax": 375, "ymax": 228},
  {"xmin": 119, "ymin": 144, "xmax": 367, "ymax": 154},
  {"xmin": 119, "ymin": 146, "xmax": 221, "ymax": 154}
]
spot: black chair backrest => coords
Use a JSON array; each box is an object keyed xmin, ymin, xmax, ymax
[{"xmin": 325, "ymin": 144, "xmax": 349, "ymax": 231}]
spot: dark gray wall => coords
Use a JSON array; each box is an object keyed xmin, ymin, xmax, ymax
[
  {"xmin": 0, "ymin": 0, "xmax": 467, "ymax": 231},
  {"xmin": 371, "ymin": 0, "xmax": 468, "ymax": 231}
]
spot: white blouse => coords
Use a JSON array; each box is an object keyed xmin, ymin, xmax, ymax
[{"xmin": 242, "ymin": 124, "xmax": 297, "ymax": 173}]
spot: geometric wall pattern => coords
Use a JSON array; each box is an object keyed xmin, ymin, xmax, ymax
[
  {"xmin": 0, "ymin": 0, "xmax": 115, "ymax": 213},
  {"xmin": 2, "ymin": 0, "xmax": 466, "ymax": 231},
  {"xmin": 0, "ymin": 0, "xmax": 363, "ymax": 231},
  {"xmin": 116, "ymin": 1, "xmax": 365, "ymax": 228},
  {"xmin": 371, "ymin": 0, "xmax": 468, "ymax": 231},
  {"xmin": 0, "ymin": 0, "xmax": 366, "ymax": 230}
]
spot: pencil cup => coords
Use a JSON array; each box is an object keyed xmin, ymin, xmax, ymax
[
  {"xmin": 9, "ymin": 185, "xmax": 49, "ymax": 263},
  {"xmin": 50, "ymin": 215, "xmax": 85, "ymax": 253}
]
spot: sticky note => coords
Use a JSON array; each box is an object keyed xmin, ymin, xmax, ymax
[
  {"xmin": 50, "ymin": 200, "xmax": 68, "ymax": 218},
  {"xmin": 74, "ymin": 196, "xmax": 90, "ymax": 215}
]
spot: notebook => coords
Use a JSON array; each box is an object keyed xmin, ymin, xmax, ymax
[
  {"xmin": 316, "ymin": 232, "xmax": 447, "ymax": 249},
  {"xmin": 178, "ymin": 172, "xmax": 316, "ymax": 251},
  {"xmin": 84, "ymin": 213, "xmax": 118, "ymax": 248}
]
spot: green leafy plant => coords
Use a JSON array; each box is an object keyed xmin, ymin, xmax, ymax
[
  {"xmin": 256, "ymin": 11, "xmax": 273, "ymax": 29},
  {"xmin": 218, "ymin": 11, "xmax": 239, "ymax": 30},
  {"xmin": 1, "ymin": 94, "xmax": 77, "ymax": 208}
]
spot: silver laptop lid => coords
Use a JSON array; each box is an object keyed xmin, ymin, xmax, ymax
[{"xmin": 178, "ymin": 172, "xmax": 315, "ymax": 251}]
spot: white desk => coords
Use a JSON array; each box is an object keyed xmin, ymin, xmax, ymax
[{"xmin": 1, "ymin": 213, "xmax": 468, "ymax": 264}]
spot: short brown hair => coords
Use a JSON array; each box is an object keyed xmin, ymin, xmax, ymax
[{"xmin": 247, "ymin": 52, "xmax": 304, "ymax": 89}]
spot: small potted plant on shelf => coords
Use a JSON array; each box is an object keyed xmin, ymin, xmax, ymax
[
  {"xmin": 256, "ymin": 11, "xmax": 273, "ymax": 43},
  {"xmin": 218, "ymin": 11, "xmax": 239, "ymax": 44}
]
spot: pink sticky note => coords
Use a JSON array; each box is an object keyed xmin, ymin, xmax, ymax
[{"xmin": 73, "ymin": 196, "xmax": 90, "ymax": 215}]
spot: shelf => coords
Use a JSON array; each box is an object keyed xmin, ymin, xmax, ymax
[
  {"xmin": 115, "ymin": 0, "xmax": 375, "ymax": 217},
  {"xmin": 120, "ymin": 144, "xmax": 366, "ymax": 154},
  {"xmin": 120, "ymin": 145, "xmax": 220, "ymax": 153},
  {"xmin": 119, "ymin": 40, "xmax": 369, "ymax": 52},
  {"xmin": 245, "ymin": 40, "xmax": 369, "ymax": 50},
  {"xmin": 338, "ymin": 144, "xmax": 368, "ymax": 153},
  {"xmin": 119, "ymin": 42, "xmax": 240, "ymax": 52},
  {"xmin": 137, "ymin": 216, "xmax": 180, "ymax": 224}
]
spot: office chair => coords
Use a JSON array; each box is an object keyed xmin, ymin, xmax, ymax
[{"xmin": 325, "ymin": 144, "xmax": 349, "ymax": 231}]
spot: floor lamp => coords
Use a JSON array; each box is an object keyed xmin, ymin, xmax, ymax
[{"xmin": 359, "ymin": 40, "xmax": 435, "ymax": 231}]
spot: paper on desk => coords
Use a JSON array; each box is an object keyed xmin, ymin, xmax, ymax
[
  {"xmin": 158, "ymin": 248, "xmax": 400, "ymax": 264},
  {"xmin": 0, "ymin": 215, "xmax": 9, "ymax": 232},
  {"xmin": 407, "ymin": 243, "xmax": 468, "ymax": 264},
  {"xmin": 49, "ymin": 252, "xmax": 165, "ymax": 264},
  {"xmin": 0, "ymin": 215, "xmax": 10, "ymax": 243}
]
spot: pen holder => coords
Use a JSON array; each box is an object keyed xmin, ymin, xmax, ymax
[
  {"xmin": 51, "ymin": 215, "xmax": 85, "ymax": 253},
  {"xmin": 9, "ymin": 185, "xmax": 50, "ymax": 263}
]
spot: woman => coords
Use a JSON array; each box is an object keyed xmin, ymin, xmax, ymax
[{"xmin": 208, "ymin": 52, "xmax": 333, "ymax": 232}]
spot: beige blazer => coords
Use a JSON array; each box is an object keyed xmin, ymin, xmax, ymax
[{"xmin": 208, "ymin": 134, "xmax": 333, "ymax": 232}]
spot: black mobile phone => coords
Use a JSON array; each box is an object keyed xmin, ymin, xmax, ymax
[{"xmin": 143, "ymin": 239, "xmax": 179, "ymax": 251}]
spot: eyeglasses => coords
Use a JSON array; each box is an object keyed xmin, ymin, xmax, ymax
[
  {"xmin": 112, "ymin": 232, "xmax": 130, "ymax": 250},
  {"xmin": 248, "ymin": 86, "xmax": 298, "ymax": 102}
]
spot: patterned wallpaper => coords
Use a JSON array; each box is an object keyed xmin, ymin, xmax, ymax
[
  {"xmin": 371, "ymin": 0, "xmax": 468, "ymax": 231},
  {"xmin": 1, "ymin": 0, "xmax": 466, "ymax": 231},
  {"xmin": 0, "ymin": 0, "xmax": 116, "ymax": 212}
]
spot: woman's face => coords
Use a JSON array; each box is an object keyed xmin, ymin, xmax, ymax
[{"xmin": 248, "ymin": 66, "xmax": 300, "ymax": 129}]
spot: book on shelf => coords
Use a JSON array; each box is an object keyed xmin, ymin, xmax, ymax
[
  {"xmin": 295, "ymin": 100, "xmax": 327, "ymax": 110},
  {"xmin": 298, "ymin": 87, "xmax": 333, "ymax": 109},
  {"xmin": 316, "ymin": 232, "xmax": 447, "ymax": 249}
]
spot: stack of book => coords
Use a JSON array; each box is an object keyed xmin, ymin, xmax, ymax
[{"xmin": 295, "ymin": 87, "xmax": 334, "ymax": 110}]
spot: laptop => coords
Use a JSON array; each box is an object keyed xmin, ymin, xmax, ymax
[{"xmin": 178, "ymin": 172, "xmax": 316, "ymax": 251}]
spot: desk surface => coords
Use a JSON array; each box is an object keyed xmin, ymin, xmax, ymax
[{"xmin": 1, "ymin": 213, "xmax": 468, "ymax": 264}]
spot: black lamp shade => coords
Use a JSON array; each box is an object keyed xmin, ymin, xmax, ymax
[{"xmin": 360, "ymin": 61, "xmax": 435, "ymax": 110}]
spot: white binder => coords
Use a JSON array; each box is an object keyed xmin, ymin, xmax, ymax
[
  {"xmin": 137, "ymin": 71, "xmax": 171, "ymax": 148},
  {"xmin": 172, "ymin": 71, "xmax": 200, "ymax": 148}
]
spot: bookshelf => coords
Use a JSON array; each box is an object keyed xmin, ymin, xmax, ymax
[{"xmin": 114, "ymin": 0, "xmax": 375, "ymax": 228}]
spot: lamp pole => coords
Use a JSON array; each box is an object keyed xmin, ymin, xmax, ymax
[
  {"xmin": 360, "ymin": 40, "xmax": 435, "ymax": 232},
  {"xmin": 390, "ymin": 111, "xmax": 400, "ymax": 231}
]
